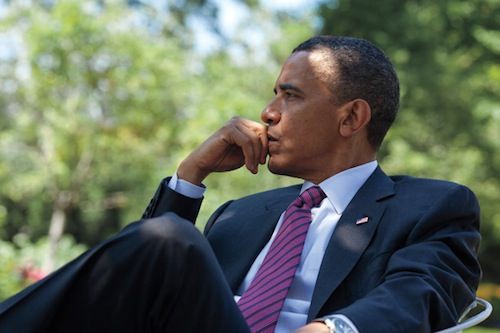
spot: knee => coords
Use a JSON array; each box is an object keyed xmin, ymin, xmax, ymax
[
  {"xmin": 136, "ymin": 212, "xmax": 206, "ymax": 252},
  {"xmin": 134, "ymin": 213, "xmax": 217, "ymax": 279}
]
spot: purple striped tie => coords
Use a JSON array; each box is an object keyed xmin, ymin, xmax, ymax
[{"xmin": 237, "ymin": 186, "xmax": 326, "ymax": 333}]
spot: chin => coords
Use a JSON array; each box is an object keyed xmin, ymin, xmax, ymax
[
  {"xmin": 267, "ymin": 157, "xmax": 282, "ymax": 175},
  {"xmin": 267, "ymin": 158, "xmax": 297, "ymax": 178}
]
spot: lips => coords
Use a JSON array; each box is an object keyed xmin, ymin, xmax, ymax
[
  {"xmin": 267, "ymin": 133, "xmax": 278, "ymax": 142},
  {"xmin": 267, "ymin": 133, "xmax": 279, "ymax": 154}
]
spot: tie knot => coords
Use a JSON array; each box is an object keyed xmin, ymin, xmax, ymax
[{"xmin": 297, "ymin": 186, "xmax": 326, "ymax": 209}]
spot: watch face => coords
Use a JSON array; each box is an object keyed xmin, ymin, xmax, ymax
[
  {"xmin": 320, "ymin": 317, "xmax": 355, "ymax": 333},
  {"xmin": 334, "ymin": 318, "xmax": 345, "ymax": 327},
  {"xmin": 334, "ymin": 318, "xmax": 355, "ymax": 333}
]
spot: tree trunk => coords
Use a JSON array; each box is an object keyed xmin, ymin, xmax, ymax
[{"xmin": 46, "ymin": 193, "xmax": 70, "ymax": 272}]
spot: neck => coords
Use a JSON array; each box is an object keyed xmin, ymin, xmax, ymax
[{"xmin": 306, "ymin": 142, "xmax": 377, "ymax": 184}]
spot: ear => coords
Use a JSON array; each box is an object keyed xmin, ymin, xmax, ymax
[{"xmin": 339, "ymin": 99, "xmax": 371, "ymax": 138}]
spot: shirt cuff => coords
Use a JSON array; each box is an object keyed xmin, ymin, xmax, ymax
[{"xmin": 167, "ymin": 173, "xmax": 206, "ymax": 199}]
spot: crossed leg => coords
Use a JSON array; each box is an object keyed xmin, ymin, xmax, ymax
[{"xmin": 0, "ymin": 213, "xmax": 250, "ymax": 333}]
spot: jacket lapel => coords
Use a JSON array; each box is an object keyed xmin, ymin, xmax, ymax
[
  {"xmin": 222, "ymin": 187, "xmax": 300, "ymax": 291},
  {"xmin": 307, "ymin": 167, "xmax": 395, "ymax": 320}
]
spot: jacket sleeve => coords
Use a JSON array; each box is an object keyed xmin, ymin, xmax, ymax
[
  {"xmin": 335, "ymin": 185, "xmax": 481, "ymax": 332},
  {"xmin": 142, "ymin": 177, "xmax": 203, "ymax": 223}
]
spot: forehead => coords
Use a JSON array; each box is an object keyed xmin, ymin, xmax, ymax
[{"xmin": 276, "ymin": 50, "xmax": 337, "ymax": 88}]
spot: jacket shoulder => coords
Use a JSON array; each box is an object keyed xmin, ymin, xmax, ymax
[
  {"xmin": 387, "ymin": 174, "xmax": 479, "ymax": 210},
  {"xmin": 390, "ymin": 175, "xmax": 475, "ymax": 193}
]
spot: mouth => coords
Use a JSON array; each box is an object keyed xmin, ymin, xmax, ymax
[
  {"xmin": 267, "ymin": 133, "xmax": 278, "ymax": 142},
  {"xmin": 267, "ymin": 133, "xmax": 279, "ymax": 155}
]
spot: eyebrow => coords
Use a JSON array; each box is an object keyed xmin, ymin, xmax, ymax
[{"xmin": 274, "ymin": 83, "xmax": 305, "ymax": 95}]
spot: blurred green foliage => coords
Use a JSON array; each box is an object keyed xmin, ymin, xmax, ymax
[
  {"xmin": 0, "ymin": 0, "xmax": 499, "ymax": 327},
  {"xmin": 0, "ymin": 0, "xmax": 313, "ymax": 298},
  {"xmin": 0, "ymin": 235, "xmax": 86, "ymax": 300},
  {"xmin": 466, "ymin": 328, "xmax": 500, "ymax": 333}
]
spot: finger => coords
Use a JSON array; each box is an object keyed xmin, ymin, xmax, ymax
[
  {"xmin": 238, "ymin": 119, "xmax": 268, "ymax": 165},
  {"xmin": 232, "ymin": 124, "xmax": 260, "ymax": 173},
  {"xmin": 233, "ymin": 127, "xmax": 257, "ymax": 173},
  {"xmin": 222, "ymin": 121, "xmax": 256, "ymax": 173},
  {"xmin": 258, "ymin": 127, "xmax": 268, "ymax": 164}
]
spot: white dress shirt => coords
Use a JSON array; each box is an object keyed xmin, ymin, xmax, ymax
[{"xmin": 168, "ymin": 160, "xmax": 378, "ymax": 332}]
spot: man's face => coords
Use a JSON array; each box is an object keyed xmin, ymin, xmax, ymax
[{"xmin": 261, "ymin": 50, "xmax": 345, "ymax": 183}]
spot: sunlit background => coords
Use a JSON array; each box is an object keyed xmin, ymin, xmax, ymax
[{"xmin": 0, "ymin": 0, "xmax": 499, "ymax": 330}]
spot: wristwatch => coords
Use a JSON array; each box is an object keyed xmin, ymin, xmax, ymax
[
  {"xmin": 320, "ymin": 318, "xmax": 336, "ymax": 333},
  {"xmin": 315, "ymin": 317, "xmax": 356, "ymax": 333}
]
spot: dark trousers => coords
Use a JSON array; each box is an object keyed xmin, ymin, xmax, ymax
[{"xmin": 0, "ymin": 213, "xmax": 250, "ymax": 333}]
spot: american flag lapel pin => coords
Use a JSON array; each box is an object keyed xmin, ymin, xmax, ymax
[{"xmin": 355, "ymin": 216, "xmax": 369, "ymax": 225}]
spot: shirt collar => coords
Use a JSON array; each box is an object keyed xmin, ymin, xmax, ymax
[{"xmin": 300, "ymin": 160, "xmax": 378, "ymax": 214}]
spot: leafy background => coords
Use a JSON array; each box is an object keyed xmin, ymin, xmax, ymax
[{"xmin": 0, "ymin": 0, "xmax": 498, "ymax": 330}]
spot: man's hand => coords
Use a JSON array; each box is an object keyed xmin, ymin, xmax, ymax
[
  {"xmin": 177, "ymin": 117, "xmax": 268, "ymax": 185},
  {"xmin": 294, "ymin": 322, "xmax": 331, "ymax": 333}
]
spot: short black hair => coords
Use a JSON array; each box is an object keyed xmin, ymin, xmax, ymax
[{"xmin": 293, "ymin": 36, "xmax": 400, "ymax": 150}]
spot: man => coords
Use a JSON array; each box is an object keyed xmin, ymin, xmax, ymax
[{"xmin": 0, "ymin": 36, "xmax": 481, "ymax": 333}]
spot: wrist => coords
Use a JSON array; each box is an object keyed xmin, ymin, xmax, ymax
[{"xmin": 177, "ymin": 159, "xmax": 209, "ymax": 185}]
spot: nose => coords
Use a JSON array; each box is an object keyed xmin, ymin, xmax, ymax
[{"xmin": 261, "ymin": 99, "xmax": 281, "ymax": 126}]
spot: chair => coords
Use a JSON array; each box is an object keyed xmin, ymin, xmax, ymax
[{"xmin": 435, "ymin": 297, "xmax": 493, "ymax": 333}]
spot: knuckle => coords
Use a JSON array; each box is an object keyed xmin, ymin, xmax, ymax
[
  {"xmin": 223, "ymin": 117, "xmax": 242, "ymax": 130},
  {"xmin": 217, "ymin": 132, "xmax": 230, "ymax": 143}
]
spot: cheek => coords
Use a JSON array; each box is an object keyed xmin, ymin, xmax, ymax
[{"xmin": 282, "ymin": 116, "xmax": 308, "ymax": 137}]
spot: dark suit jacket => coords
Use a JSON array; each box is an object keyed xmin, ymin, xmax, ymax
[{"xmin": 143, "ymin": 167, "xmax": 481, "ymax": 332}]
